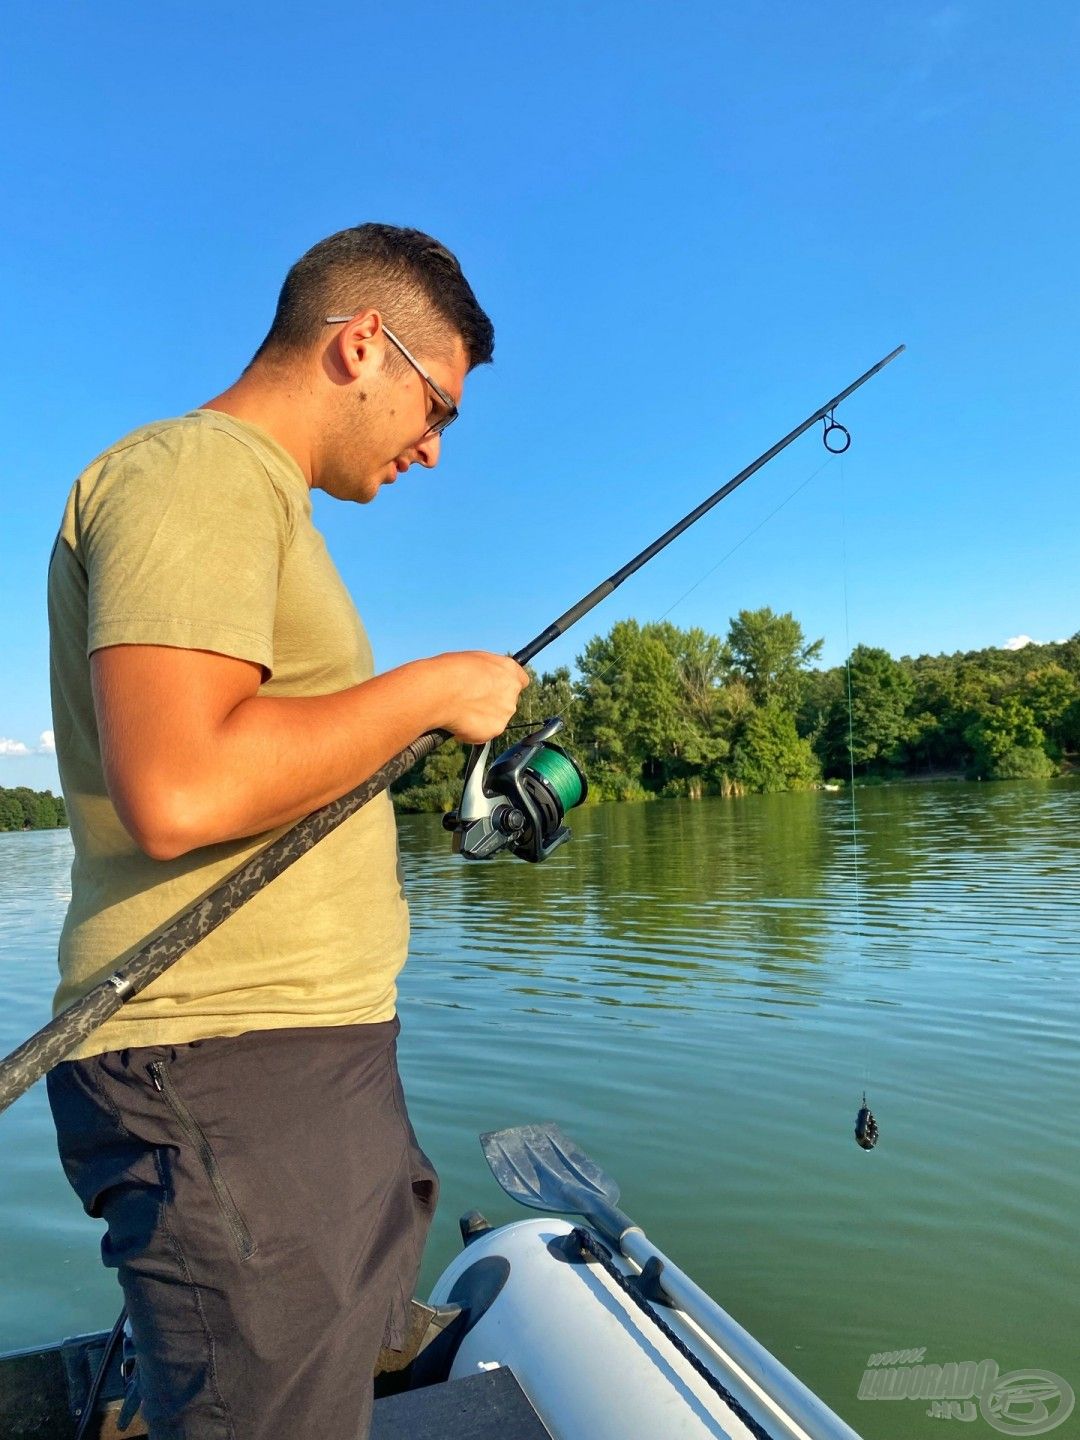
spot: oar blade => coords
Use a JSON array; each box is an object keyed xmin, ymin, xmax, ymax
[{"xmin": 481, "ymin": 1123, "xmax": 621, "ymax": 1214}]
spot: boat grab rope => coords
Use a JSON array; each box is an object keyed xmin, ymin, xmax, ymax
[{"xmin": 570, "ymin": 1227, "xmax": 780, "ymax": 1440}]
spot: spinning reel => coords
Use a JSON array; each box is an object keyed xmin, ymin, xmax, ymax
[{"xmin": 443, "ymin": 717, "xmax": 588, "ymax": 863}]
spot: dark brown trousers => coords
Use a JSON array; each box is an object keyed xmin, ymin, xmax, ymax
[{"xmin": 47, "ymin": 1018, "xmax": 437, "ymax": 1440}]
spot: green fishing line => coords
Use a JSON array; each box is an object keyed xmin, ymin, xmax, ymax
[{"xmin": 527, "ymin": 746, "xmax": 586, "ymax": 812}]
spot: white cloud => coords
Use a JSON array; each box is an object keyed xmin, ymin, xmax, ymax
[
  {"xmin": 1002, "ymin": 635, "xmax": 1039, "ymax": 651},
  {"xmin": 0, "ymin": 732, "xmax": 56, "ymax": 757}
]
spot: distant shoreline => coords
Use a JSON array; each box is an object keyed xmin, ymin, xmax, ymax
[
  {"xmin": 395, "ymin": 768, "xmax": 1078, "ymax": 815},
  {"xmin": 2, "ymin": 770, "xmax": 1074, "ymax": 844},
  {"xmin": 0, "ymin": 824, "xmax": 69, "ymax": 835},
  {"xmin": 0, "ymin": 785, "xmax": 67, "ymax": 833}
]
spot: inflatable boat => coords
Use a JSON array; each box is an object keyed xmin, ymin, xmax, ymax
[{"xmin": 0, "ymin": 1123, "xmax": 864, "ymax": 1439}]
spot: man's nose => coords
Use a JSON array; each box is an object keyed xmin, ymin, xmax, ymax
[{"xmin": 414, "ymin": 433, "xmax": 441, "ymax": 469}]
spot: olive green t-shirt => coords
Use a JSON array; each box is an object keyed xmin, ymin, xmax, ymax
[{"xmin": 48, "ymin": 410, "xmax": 409, "ymax": 1058}]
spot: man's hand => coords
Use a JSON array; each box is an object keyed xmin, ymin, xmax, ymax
[
  {"xmin": 91, "ymin": 644, "xmax": 528, "ymax": 861},
  {"xmin": 427, "ymin": 650, "xmax": 530, "ymax": 745}
]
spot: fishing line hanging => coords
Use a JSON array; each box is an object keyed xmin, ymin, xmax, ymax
[
  {"xmin": 835, "ymin": 442, "xmax": 880, "ymax": 1152},
  {"xmin": 446, "ymin": 385, "xmax": 884, "ymax": 1151},
  {"xmin": 0, "ymin": 345, "xmax": 905, "ymax": 1116}
]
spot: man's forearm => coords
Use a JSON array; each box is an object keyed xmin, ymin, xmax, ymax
[
  {"xmin": 95, "ymin": 644, "xmax": 528, "ymax": 861},
  {"xmin": 121, "ymin": 660, "xmax": 447, "ymax": 860},
  {"xmin": 199, "ymin": 660, "xmax": 450, "ymax": 847}
]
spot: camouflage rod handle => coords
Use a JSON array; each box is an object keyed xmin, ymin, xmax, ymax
[{"xmin": 0, "ymin": 729, "xmax": 449, "ymax": 1116}]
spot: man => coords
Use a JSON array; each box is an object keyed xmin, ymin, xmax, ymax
[{"xmin": 45, "ymin": 223, "xmax": 528, "ymax": 1439}]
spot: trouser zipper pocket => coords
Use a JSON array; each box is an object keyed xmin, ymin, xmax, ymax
[{"xmin": 149, "ymin": 1061, "xmax": 257, "ymax": 1260}]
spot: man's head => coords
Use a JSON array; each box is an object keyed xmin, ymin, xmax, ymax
[{"xmin": 248, "ymin": 224, "xmax": 494, "ymax": 503}]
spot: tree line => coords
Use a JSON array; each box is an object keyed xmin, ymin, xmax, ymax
[
  {"xmin": 393, "ymin": 609, "xmax": 1080, "ymax": 810},
  {"xmin": 0, "ymin": 785, "xmax": 68, "ymax": 831}
]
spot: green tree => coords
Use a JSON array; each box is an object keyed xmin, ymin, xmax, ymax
[
  {"xmin": 388, "ymin": 616, "xmax": 1080, "ymax": 810},
  {"xmin": 822, "ymin": 646, "xmax": 914, "ymax": 776},
  {"xmin": 671, "ymin": 626, "xmax": 731, "ymax": 731},
  {"xmin": 12, "ymin": 787, "xmax": 39, "ymax": 828},
  {"xmin": 727, "ymin": 608, "xmax": 823, "ymax": 709},
  {"xmin": 902, "ymin": 657, "xmax": 990, "ymax": 772},
  {"xmin": 965, "ymin": 695, "xmax": 1052, "ymax": 779},
  {"xmin": 993, "ymin": 746, "xmax": 1056, "ymax": 780},
  {"xmin": 1021, "ymin": 665, "xmax": 1080, "ymax": 752},
  {"xmin": 799, "ymin": 666, "xmax": 844, "ymax": 753},
  {"xmin": 576, "ymin": 620, "xmax": 734, "ymax": 796},
  {"xmin": 391, "ymin": 740, "xmax": 469, "ymax": 813},
  {"xmin": 39, "ymin": 789, "xmax": 66, "ymax": 827},
  {"xmin": 1062, "ymin": 696, "xmax": 1080, "ymax": 752},
  {"xmin": 503, "ymin": 666, "xmax": 578, "ymax": 744},
  {"xmin": 574, "ymin": 620, "xmax": 645, "ymax": 794},
  {"xmin": 1043, "ymin": 632, "xmax": 1080, "ymax": 683},
  {"xmin": 0, "ymin": 791, "xmax": 21, "ymax": 830},
  {"xmin": 733, "ymin": 704, "xmax": 820, "ymax": 793}
]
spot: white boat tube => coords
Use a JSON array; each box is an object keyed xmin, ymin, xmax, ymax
[{"xmin": 429, "ymin": 1217, "xmax": 864, "ymax": 1440}]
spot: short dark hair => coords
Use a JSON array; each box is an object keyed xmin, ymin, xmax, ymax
[{"xmin": 252, "ymin": 223, "xmax": 494, "ymax": 370}]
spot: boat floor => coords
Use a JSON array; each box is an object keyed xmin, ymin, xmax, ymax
[
  {"xmin": 373, "ymin": 1366, "xmax": 553, "ymax": 1438},
  {"xmin": 0, "ymin": 1331, "xmax": 553, "ymax": 1440}
]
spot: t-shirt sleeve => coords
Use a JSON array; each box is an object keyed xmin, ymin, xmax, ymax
[{"xmin": 81, "ymin": 423, "xmax": 293, "ymax": 675}]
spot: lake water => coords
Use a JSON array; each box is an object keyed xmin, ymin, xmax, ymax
[{"xmin": 2, "ymin": 780, "xmax": 1078, "ymax": 1440}]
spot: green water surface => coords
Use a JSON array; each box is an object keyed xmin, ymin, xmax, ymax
[{"xmin": 2, "ymin": 780, "xmax": 1078, "ymax": 1440}]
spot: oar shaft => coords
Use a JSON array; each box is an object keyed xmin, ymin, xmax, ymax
[{"xmin": 619, "ymin": 1229, "xmax": 864, "ymax": 1440}]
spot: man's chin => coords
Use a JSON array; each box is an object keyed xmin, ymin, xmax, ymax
[
  {"xmin": 354, "ymin": 472, "xmax": 392, "ymax": 504},
  {"xmin": 319, "ymin": 466, "xmax": 394, "ymax": 504}
]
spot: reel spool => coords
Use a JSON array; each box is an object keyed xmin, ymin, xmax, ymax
[{"xmin": 443, "ymin": 717, "xmax": 588, "ymax": 863}]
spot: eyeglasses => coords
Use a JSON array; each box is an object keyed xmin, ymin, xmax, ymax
[{"xmin": 325, "ymin": 315, "xmax": 459, "ymax": 439}]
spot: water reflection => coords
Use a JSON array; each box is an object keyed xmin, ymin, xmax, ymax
[
  {"xmin": 407, "ymin": 792, "xmax": 836, "ymax": 1018},
  {"xmin": 398, "ymin": 780, "xmax": 1079, "ymax": 1025}
]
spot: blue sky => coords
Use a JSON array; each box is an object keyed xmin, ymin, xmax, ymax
[{"xmin": 2, "ymin": 1, "xmax": 1078, "ymax": 791}]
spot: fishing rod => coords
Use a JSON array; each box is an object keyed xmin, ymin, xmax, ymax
[{"xmin": 0, "ymin": 344, "xmax": 904, "ymax": 1117}]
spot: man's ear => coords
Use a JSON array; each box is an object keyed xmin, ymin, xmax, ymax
[{"xmin": 330, "ymin": 310, "xmax": 385, "ymax": 380}]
